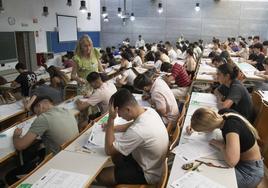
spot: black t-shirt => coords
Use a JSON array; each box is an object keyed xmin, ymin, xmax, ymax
[
  {"xmin": 217, "ymin": 79, "xmax": 254, "ymax": 122},
  {"xmin": 252, "ymin": 53, "xmax": 265, "ymax": 71},
  {"xmin": 248, "ymin": 53, "xmax": 257, "ymax": 61},
  {"xmin": 220, "ymin": 113, "xmax": 256, "ymax": 153},
  {"xmin": 15, "ymin": 71, "xmax": 37, "ymax": 96}
]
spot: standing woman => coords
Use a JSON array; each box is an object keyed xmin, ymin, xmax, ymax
[
  {"xmin": 189, "ymin": 108, "xmax": 263, "ymax": 188},
  {"xmin": 71, "ymin": 35, "xmax": 104, "ymax": 85}
]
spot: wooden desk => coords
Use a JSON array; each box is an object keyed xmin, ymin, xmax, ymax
[
  {"xmin": 17, "ymin": 93, "xmax": 151, "ymax": 186},
  {"xmin": 195, "ymin": 58, "xmax": 217, "ymax": 82},
  {"xmin": 167, "ymin": 92, "xmax": 237, "ymax": 188},
  {"xmin": 19, "ymin": 150, "xmax": 109, "ymax": 187},
  {"xmin": 0, "ymin": 100, "xmax": 27, "ymax": 130},
  {"xmin": 232, "ymin": 57, "xmax": 265, "ymax": 81},
  {"xmin": 258, "ymin": 90, "xmax": 268, "ymax": 104},
  {"xmin": 0, "ymin": 96, "xmax": 80, "ymax": 164},
  {"xmin": 0, "ymin": 117, "xmax": 36, "ymax": 164}
]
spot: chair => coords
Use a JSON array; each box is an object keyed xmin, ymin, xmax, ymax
[
  {"xmin": 114, "ymin": 158, "xmax": 168, "ymax": 188},
  {"xmin": 252, "ymin": 91, "xmax": 263, "ymax": 120},
  {"xmin": 10, "ymin": 153, "xmax": 53, "ymax": 188},
  {"xmin": 254, "ymin": 102, "xmax": 268, "ymax": 159}
]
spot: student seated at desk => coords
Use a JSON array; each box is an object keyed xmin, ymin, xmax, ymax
[
  {"xmin": 214, "ymin": 63, "xmax": 254, "ymax": 122},
  {"xmin": 247, "ymin": 43, "xmax": 265, "ymax": 71},
  {"xmin": 184, "ymin": 48, "xmax": 197, "ymax": 79},
  {"xmin": 24, "ymin": 79, "xmax": 63, "ymax": 111},
  {"xmin": 132, "ymin": 49, "xmax": 143, "ymax": 67},
  {"xmin": 76, "ymin": 72, "xmax": 117, "ymax": 114},
  {"xmin": 255, "ymin": 57, "xmax": 268, "ymax": 90},
  {"xmin": 47, "ymin": 65, "xmax": 69, "ymax": 90},
  {"xmin": 134, "ymin": 74, "xmax": 179, "ymax": 126},
  {"xmin": 13, "ymin": 96, "xmax": 79, "ymax": 154},
  {"xmin": 62, "ymin": 54, "xmax": 74, "ymax": 68},
  {"xmin": 189, "ymin": 108, "xmax": 264, "ymax": 188},
  {"xmin": 160, "ymin": 62, "xmax": 191, "ymax": 100},
  {"xmin": 97, "ymin": 89, "xmax": 168, "ymax": 185},
  {"xmin": 11, "ymin": 63, "xmax": 37, "ymax": 97},
  {"xmin": 119, "ymin": 52, "xmax": 132, "ymax": 70}
]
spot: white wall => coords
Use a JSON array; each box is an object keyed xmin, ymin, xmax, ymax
[{"xmin": 0, "ymin": 0, "xmax": 100, "ymax": 53}]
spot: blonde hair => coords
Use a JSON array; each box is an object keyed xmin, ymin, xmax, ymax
[
  {"xmin": 75, "ymin": 35, "xmax": 93, "ymax": 58},
  {"xmin": 191, "ymin": 108, "xmax": 223, "ymax": 132},
  {"xmin": 191, "ymin": 108, "xmax": 259, "ymax": 140}
]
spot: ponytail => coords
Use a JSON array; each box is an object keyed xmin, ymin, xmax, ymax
[{"xmin": 223, "ymin": 112, "xmax": 259, "ymax": 140}]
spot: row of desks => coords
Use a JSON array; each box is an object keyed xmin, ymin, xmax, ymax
[
  {"xmin": 167, "ymin": 92, "xmax": 237, "ymax": 188},
  {"xmin": 0, "ymin": 96, "xmax": 80, "ymax": 164},
  {"xmin": 17, "ymin": 94, "xmax": 150, "ymax": 187}
]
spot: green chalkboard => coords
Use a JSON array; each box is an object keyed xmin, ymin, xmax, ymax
[{"xmin": 0, "ymin": 32, "xmax": 17, "ymax": 64}]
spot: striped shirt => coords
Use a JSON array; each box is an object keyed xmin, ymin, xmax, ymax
[{"xmin": 171, "ymin": 63, "xmax": 191, "ymax": 87}]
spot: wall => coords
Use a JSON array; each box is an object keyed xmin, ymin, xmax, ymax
[
  {"xmin": 100, "ymin": 0, "xmax": 268, "ymax": 47},
  {"xmin": 0, "ymin": 0, "xmax": 101, "ymax": 53}
]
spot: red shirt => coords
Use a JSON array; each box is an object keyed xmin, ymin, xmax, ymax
[{"xmin": 171, "ymin": 63, "xmax": 191, "ymax": 87}]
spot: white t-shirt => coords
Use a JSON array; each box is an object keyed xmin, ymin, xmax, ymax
[
  {"xmin": 161, "ymin": 53, "xmax": 170, "ymax": 63},
  {"xmin": 135, "ymin": 39, "xmax": 145, "ymax": 48},
  {"xmin": 122, "ymin": 69, "xmax": 137, "ymax": 86},
  {"xmin": 154, "ymin": 60, "xmax": 162, "ymax": 71},
  {"xmin": 133, "ymin": 56, "xmax": 143, "ymax": 67},
  {"xmin": 113, "ymin": 107, "xmax": 169, "ymax": 184},
  {"xmin": 168, "ymin": 48, "xmax": 178, "ymax": 62},
  {"xmin": 86, "ymin": 81, "xmax": 117, "ymax": 113},
  {"xmin": 150, "ymin": 78, "xmax": 179, "ymax": 124}
]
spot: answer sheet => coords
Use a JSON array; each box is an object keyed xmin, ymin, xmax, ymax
[
  {"xmin": 31, "ymin": 169, "xmax": 88, "ymax": 188},
  {"xmin": 171, "ymin": 171, "xmax": 226, "ymax": 188}
]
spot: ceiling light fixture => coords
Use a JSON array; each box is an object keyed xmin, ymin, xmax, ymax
[
  {"xmin": 66, "ymin": 0, "xmax": 72, "ymax": 6},
  {"xmin": 158, "ymin": 3, "xmax": 163, "ymax": 14},
  {"xmin": 87, "ymin": 12, "xmax": 91, "ymax": 20},
  {"xmin": 195, "ymin": 3, "xmax": 200, "ymax": 12},
  {"xmin": 102, "ymin": 6, "xmax": 108, "ymax": 18},
  {"xmin": 79, "ymin": 0, "xmax": 87, "ymax": 13},
  {"xmin": 0, "ymin": 0, "xmax": 4, "ymax": 13}
]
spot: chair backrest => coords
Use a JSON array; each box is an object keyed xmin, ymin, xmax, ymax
[
  {"xmin": 255, "ymin": 102, "xmax": 268, "ymax": 144},
  {"xmin": 10, "ymin": 153, "xmax": 53, "ymax": 188},
  {"xmin": 157, "ymin": 158, "xmax": 168, "ymax": 188},
  {"xmin": 169, "ymin": 121, "xmax": 182, "ymax": 151},
  {"xmin": 252, "ymin": 91, "xmax": 262, "ymax": 120}
]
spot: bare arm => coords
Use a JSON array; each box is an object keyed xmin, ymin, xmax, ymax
[
  {"xmin": 24, "ymin": 95, "xmax": 37, "ymax": 111},
  {"xmin": 210, "ymin": 133, "xmax": 240, "ymax": 167},
  {"xmin": 113, "ymin": 121, "xmax": 133, "ymax": 132},
  {"xmin": 13, "ymin": 128, "xmax": 38, "ymax": 151}
]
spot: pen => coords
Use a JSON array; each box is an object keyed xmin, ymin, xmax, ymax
[
  {"xmin": 182, "ymin": 156, "xmax": 188, "ymax": 161},
  {"xmin": 191, "ymin": 162, "xmax": 203, "ymax": 171}
]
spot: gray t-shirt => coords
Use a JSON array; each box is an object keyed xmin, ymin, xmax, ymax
[
  {"xmin": 29, "ymin": 107, "xmax": 79, "ymax": 154},
  {"xmin": 217, "ymin": 79, "xmax": 254, "ymax": 122},
  {"xmin": 31, "ymin": 85, "xmax": 63, "ymax": 104}
]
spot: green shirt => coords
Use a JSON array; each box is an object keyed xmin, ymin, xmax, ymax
[
  {"xmin": 29, "ymin": 107, "xmax": 79, "ymax": 154},
  {"xmin": 73, "ymin": 48, "xmax": 101, "ymax": 79}
]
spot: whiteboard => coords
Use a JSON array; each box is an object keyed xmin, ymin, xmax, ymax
[{"xmin": 57, "ymin": 15, "xmax": 78, "ymax": 42}]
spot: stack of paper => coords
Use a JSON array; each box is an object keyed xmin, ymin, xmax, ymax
[
  {"xmin": 30, "ymin": 169, "xmax": 88, "ymax": 188},
  {"xmin": 172, "ymin": 140, "xmax": 217, "ymax": 162},
  {"xmin": 171, "ymin": 171, "xmax": 226, "ymax": 188}
]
